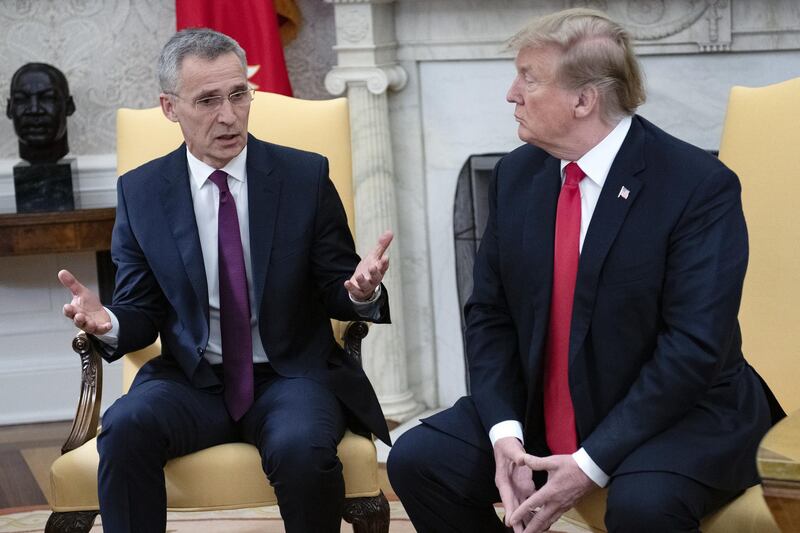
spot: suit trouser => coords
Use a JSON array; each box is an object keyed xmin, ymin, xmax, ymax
[
  {"xmin": 388, "ymin": 413, "xmax": 739, "ymax": 533},
  {"xmin": 97, "ymin": 358, "xmax": 346, "ymax": 533}
]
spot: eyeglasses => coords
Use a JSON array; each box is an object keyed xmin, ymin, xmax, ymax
[{"xmin": 168, "ymin": 88, "xmax": 255, "ymax": 112}]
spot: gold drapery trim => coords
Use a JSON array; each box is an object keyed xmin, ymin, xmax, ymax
[{"xmin": 276, "ymin": 0, "xmax": 302, "ymax": 45}]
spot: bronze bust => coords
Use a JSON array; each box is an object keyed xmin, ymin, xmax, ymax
[{"xmin": 6, "ymin": 63, "xmax": 76, "ymax": 163}]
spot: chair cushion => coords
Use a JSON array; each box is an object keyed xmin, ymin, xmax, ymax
[
  {"xmin": 562, "ymin": 484, "xmax": 779, "ymax": 533},
  {"xmin": 49, "ymin": 429, "xmax": 380, "ymax": 512}
]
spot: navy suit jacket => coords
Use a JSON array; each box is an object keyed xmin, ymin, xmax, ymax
[
  {"xmin": 426, "ymin": 116, "xmax": 781, "ymax": 490},
  {"xmin": 104, "ymin": 135, "xmax": 391, "ymax": 445}
]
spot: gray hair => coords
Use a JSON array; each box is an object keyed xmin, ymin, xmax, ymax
[
  {"xmin": 158, "ymin": 28, "xmax": 247, "ymax": 93},
  {"xmin": 508, "ymin": 8, "xmax": 646, "ymax": 123}
]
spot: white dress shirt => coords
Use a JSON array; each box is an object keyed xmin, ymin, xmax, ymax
[
  {"xmin": 98, "ymin": 146, "xmax": 380, "ymax": 365},
  {"xmin": 488, "ymin": 115, "xmax": 633, "ymax": 488},
  {"xmin": 185, "ymin": 147, "xmax": 266, "ymax": 364}
]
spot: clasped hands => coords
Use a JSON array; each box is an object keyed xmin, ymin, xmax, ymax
[{"xmin": 494, "ymin": 437, "xmax": 595, "ymax": 533}]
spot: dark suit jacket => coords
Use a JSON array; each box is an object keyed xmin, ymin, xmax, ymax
[
  {"xmin": 103, "ymin": 135, "xmax": 391, "ymax": 445},
  {"xmin": 426, "ymin": 116, "xmax": 781, "ymax": 490}
]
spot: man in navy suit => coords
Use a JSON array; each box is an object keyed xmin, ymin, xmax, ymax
[
  {"xmin": 59, "ymin": 28, "xmax": 392, "ymax": 533},
  {"xmin": 388, "ymin": 8, "xmax": 781, "ymax": 533}
]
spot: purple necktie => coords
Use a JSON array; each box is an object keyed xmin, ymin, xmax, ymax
[{"xmin": 208, "ymin": 170, "xmax": 253, "ymax": 420}]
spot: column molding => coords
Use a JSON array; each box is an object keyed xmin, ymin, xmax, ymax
[
  {"xmin": 325, "ymin": 0, "xmax": 423, "ymax": 422},
  {"xmin": 325, "ymin": 65, "xmax": 407, "ymax": 96}
]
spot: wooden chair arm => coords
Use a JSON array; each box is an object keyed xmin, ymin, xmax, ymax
[
  {"xmin": 342, "ymin": 321, "xmax": 369, "ymax": 367},
  {"xmin": 758, "ymin": 409, "xmax": 800, "ymax": 532},
  {"xmin": 61, "ymin": 332, "xmax": 103, "ymax": 455}
]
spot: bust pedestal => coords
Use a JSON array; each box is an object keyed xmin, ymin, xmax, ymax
[{"xmin": 13, "ymin": 158, "xmax": 79, "ymax": 213}]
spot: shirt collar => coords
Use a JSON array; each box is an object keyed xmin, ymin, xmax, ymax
[
  {"xmin": 186, "ymin": 145, "xmax": 248, "ymax": 189},
  {"xmin": 560, "ymin": 115, "xmax": 632, "ymax": 188}
]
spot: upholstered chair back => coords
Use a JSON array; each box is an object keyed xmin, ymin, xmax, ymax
[{"xmin": 718, "ymin": 77, "xmax": 800, "ymax": 414}]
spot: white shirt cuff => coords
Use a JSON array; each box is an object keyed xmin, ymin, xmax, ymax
[
  {"xmin": 93, "ymin": 307, "xmax": 120, "ymax": 350},
  {"xmin": 572, "ymin": 447, "xmax": 610, "ymax": 487},
  {"xmin": 349, "ymin": 284, "xmax": 381, "ymax": 305},
  {"xmin": 348, "ymin": 284, "xmax": 383, "ymax": 320},
  {"xmin": 489, "ymin": 420, "xmax": 524, "ymax": 447}
]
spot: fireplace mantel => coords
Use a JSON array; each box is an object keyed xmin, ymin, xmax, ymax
[{"xmin": 394, "ymin": 0, "xmax": 800, "ymax": 59}]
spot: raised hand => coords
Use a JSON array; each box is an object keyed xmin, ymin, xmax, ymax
[
  {"xmin": 508, "ymin": 454, "xmax": 595, "ymax": 532},
  {"xmin": 58, "ymin": 269, "xmax": 112, "ymax": 335},
  {"xmin": 344, "ymin": 230, "xmax": 393, "ymax": 302},
  {"xmin": 494, "ymin": 437, "xmax": 536, "ymax": 533}
]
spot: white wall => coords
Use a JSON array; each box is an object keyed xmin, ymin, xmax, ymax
[{"xmin": 0, "ymin": 251, "xmax": 123, "ymax": 424}]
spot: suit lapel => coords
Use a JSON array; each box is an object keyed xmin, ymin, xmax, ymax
[
  {"xmin": 159, "ymin": 145, "xmax": 209, "ymax": 322},
  {"xmin": 523, "ymin": 156, "xmax": 561, "ymax": 357},
  {"xmin": 569, "ymin": 118, "xmax": 647, "ymax": 364},
  {"xmin": 246, "ymin": 136, "xmax": 281, "ymax": 314}
]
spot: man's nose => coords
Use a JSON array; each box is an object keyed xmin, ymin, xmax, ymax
[
  {"xmin": 216, "ymin": 98, "xmax": 237, "ymax": 124},
  {"xmin": 506, "ymin": 74, "xmax": 525, "ymax": 105},
  {"xmin": 506, "ymin": 78, "xmax": 522, "ymax": 104}
]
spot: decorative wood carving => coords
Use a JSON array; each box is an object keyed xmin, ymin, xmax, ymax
[
  {"xmin": 61, "ymin": 332, "xmax": 103, "ymax": 455},
  {"xmin": 344, "ymin": 320, "xmax": 369, "ymax": 366},
  {"xmin": 44, "ymin": 511, "xmax": 99, "ymax": 533},
  {"xmin": 342, "ymin": 491, "xmax": 391, "ymax": 533}
]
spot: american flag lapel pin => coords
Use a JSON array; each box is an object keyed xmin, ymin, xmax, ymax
[{"xmin": 618, "ymin": 186, "xmax": 630, "ymax": 200}]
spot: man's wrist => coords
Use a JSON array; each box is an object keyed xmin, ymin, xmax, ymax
[
  {"xmin": 489, "ymin": 420, "xmax": 524, "ymax": 447},
  {"xmin": 349, "ymin": 284, "xmax": 381, "ymax": 305},
  {"xmin": 572, "ymin": 447, "xmax": 609, "ymax": 487}
]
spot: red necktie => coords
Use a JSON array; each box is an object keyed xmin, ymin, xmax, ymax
[
  {"xmin": 543, "ymin": 162, "xmax": 585, "ymax": 454},
  {"xmin": 208, "ymin": 170, "xmax": 254, "ymax": 421}
]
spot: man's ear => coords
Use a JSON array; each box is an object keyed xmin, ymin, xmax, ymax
[
  {"xmin": 65, "ymin": 95, "xmax": 76, "ymax": 117},
  {"xmin": 160, "ymin": 93, "xmax": 179, "ymax": 123},
  {"xmin": 5, "ymin": 99, "xmax": 11, "ymax": 120},
  {"xmin": 574, "ymin": 85, "xmax": 600, "ymax": 119}
]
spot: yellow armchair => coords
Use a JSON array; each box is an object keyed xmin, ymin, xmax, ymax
[
  {"xmin": 562, "ymin": 79, "xmax": 800, "ymax": 532},
  {"xmin": 45, "ymin": 93, "xmax": 389, "ymax": 533},
  {"xmin": 718, "ymin": 77, "xmax": 800, "ymax": 532}
]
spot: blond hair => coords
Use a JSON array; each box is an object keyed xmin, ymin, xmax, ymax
[{"xmin": 508, "ymin": 8, "xmax": 646, "ymax": 122}]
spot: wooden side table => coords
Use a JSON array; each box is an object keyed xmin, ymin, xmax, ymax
[
  {"xmin": 0, "ymin": 208, "xmax": 116, "ymax": 302},
  {"xmin": 758, "ymin": 410, "xmax": 800, "ymax": 532}
]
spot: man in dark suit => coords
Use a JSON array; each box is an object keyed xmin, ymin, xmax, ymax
[
  {"xmin": 59, "ymin": 28, "xmax": 392, "ymax": 533},
  {"xmin": 388, "ymin": 8, "xmax": 781, "ymax": 533}
]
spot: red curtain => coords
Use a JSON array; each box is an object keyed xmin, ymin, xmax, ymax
[{"xmin": 176, "ymin": 0, "xmax": 293, "ymax": 96}]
